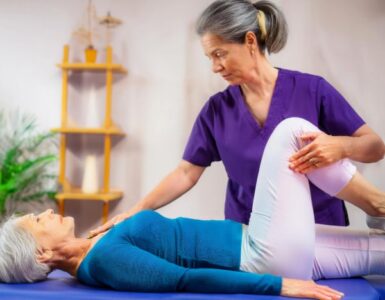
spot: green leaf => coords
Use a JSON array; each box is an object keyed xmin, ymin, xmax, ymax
[
  {"xmin": 0, "ymin": 178, "xmax": 17, "ymax": 193},
  {"xmin": 13, "ymin": 155, "xmax": 56, "ymax": 175},
  {"xmin": 1, "ymin": 147, "xmax": 21, "ymax": 182},
  {"xmin": 0, "ymin": 109, "xmax": 58, "ymax": 216}
]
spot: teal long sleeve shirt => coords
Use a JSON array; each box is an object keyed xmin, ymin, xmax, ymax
[{"xmin": 77, "ymin": 210, "xmax": 282, "ymax": 295}]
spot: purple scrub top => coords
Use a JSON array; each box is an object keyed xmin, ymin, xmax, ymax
[{"xmin": 183, "ymin": 68, "xmax": 365, "ymax": 226}]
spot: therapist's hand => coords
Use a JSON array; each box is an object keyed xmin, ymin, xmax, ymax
[
  {"xmin": 289, "ymin": 132, "xmax": 345, "ymax": 174},
  {"xmin": 88, "ymin": 211, "xmax": 133, "ymax": 238},
  {"xmin": 281, "ymin": 278, "xmax": 344, "ymax": 300}
]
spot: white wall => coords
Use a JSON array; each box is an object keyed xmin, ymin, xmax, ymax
[{"xmin": 0, "ymin": 0, "xmax": 384, "ymax": 235}]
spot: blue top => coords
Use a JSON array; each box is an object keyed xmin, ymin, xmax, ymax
[
  {"xmin": 183, "ymin": 68, "xmax": 365, "ymax": 225},
  {"xmin": 77, "ymin": 210, "xmax": 282, "ymax": 295}
]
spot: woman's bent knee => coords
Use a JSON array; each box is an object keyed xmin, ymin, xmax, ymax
[{"xmin": 268, "ymin": 118, "xmax": 320, "ymax": 152}]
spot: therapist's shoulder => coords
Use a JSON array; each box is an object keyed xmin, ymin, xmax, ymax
[
  {"xmin": 287, "ymin": 69, "xmax": 346, "ymax": 98},
  {"xmin": 279, "ymin": 68, "xmax": 326, "ymax": 93},
  {"xmin": 280, "ymin": 68, "xmax": 323, "ymax": 83}
]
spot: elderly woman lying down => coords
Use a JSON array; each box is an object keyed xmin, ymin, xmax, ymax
[{"xmin": 1, "ymin": 118, "xmax": 385, "ymax": 300}]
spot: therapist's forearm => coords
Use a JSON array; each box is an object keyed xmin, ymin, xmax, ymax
[
  {"xmin": 342, "ymin": 133, "xmax": 385, "ymax": 163},
  {"xmin": 129, "ymin": 162, "xmax": 205, "ymax": 214},
  {"xmin": 130, "ymin": 172, "xmax": 190, "ymax": 213}
]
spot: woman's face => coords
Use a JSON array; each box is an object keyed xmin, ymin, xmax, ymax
[
  {"xmin": 201, "ymin": 32, "xmax": 257, "ymax": 85},
  {"xmin": 18, "ymin": 209, "xmax": 75, "ymax": 250}
]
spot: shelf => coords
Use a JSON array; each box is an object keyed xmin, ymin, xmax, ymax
[
  {"xmin": 57, "ymin": 63, "xmax": 127, "ymax": 73},
  {"xmin": 55, "ymin": 45, "xmax": 125, "ymax": 223},
  {"xmin": 56, "ymin": 188, "xmax": 123, "ymax": 202},
  {"xmin": 52, "ymin": 126, "xmax": 125, "ymax": 136}
]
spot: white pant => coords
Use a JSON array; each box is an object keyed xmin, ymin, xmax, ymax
[{"xmin": 240, "ymin": 117, "xmax": 385, "ymax": 280}]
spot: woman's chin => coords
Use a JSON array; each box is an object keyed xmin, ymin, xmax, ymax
[
  {"xmin": 223, "ymin": 77, "xmax": 241, "ymax": 85},
  {"xmin": 64, "ymin": 216, "xmax": 75, "ymax": 232},
  {"xmin": 227, "ymin": 80, "xmax": 241, "ymax": 86},
  {"xmin": 64, "ymin": 216, "xmax": 74, "ymax": 223}
]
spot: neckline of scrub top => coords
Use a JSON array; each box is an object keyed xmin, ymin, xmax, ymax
[{"xmin": 232, "ymin": 67, "xmax": 283, "ymax": 134}]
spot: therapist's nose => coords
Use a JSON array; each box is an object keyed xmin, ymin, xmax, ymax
[{"xmin": 211, "ymin": 60, "xmax": 224, "ymax": 73}]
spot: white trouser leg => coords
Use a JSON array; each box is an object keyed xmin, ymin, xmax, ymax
[
  {"xmin": 313, "ymin": 225, "xmax": 385, "ymax": 280},
  {"xmin": 240, "ymin": 117, "xmax": 356, "ymax": 279}
]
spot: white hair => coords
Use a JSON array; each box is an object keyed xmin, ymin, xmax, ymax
[{"xmin": 0, "ymin": 216, "xmax": 50, "ymax": 283}]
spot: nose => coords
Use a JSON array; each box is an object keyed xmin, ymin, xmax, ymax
[
  {"xmin": 39, "ymin": 209, "xmax": 54, "ymax": 218},
  {"xmin": 211, "ymin": 60, "xmax": 223, "ymax": 74}
]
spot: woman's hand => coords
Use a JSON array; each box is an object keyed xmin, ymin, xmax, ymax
[
  {"xmin": 88, "ymin": 211, "xmax": 133, "ymax": 238},
  {"xmin": 289, "ymin": 132, "xmax": 345, "ymax": 174},
  {"xmin": 281, "ymin": 278, "xmax": 344, "ymax": 300}
]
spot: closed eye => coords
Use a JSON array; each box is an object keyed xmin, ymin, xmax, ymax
[
  {"xmin": 214, "ymin": 50, "xmax": 227, "ymax": 58},
  {"xmin": 32, "ymin": 214, "xmax": 40, "ymax": 223},
  {"xmin": 206, "ymin": 49, "xmax": 227, "ymax": 60}
]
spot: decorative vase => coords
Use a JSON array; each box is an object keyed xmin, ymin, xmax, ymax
[
  {"xmin": 81, "ymin": 155, "xmax": 99, "ymax": 193},
  {"xmin": 85, "ymin": 46, "xmax": 97, "ymax": 63},
  {"xmin": 84, "ymin": 82, "xmax": 101, "ymax": 127}
]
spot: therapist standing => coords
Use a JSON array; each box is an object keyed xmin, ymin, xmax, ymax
[{"xmin": 90, "ymin": 0, "xmax": 385, "ymax": 237}]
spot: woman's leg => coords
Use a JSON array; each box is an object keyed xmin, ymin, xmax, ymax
[
  {"xmin": 317, "ymin": 168, "xmax": 385, "ymax": 219},
  {"xmin": 240, "ymin": 117, "xmax": 356, "ymax": 279},
  {"xmin": 313, "ymin": 225, "xmax": 385, "ymax": 280}
]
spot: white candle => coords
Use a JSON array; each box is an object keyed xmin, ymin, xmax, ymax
[
  {"xmin": 84, "ymin": 83, "xmax": 101, "ymax": 127},
  {"xmin": 81, "ymin": 154, "xmax": 99, "ymax": 193}
]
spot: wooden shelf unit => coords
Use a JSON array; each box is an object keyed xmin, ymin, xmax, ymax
[
  {"xmin": 54, "ymin": 45, "xmax": 125, "ymax": 224},
  {"xmin": 52, "ymin": 126, "xmax": 125, "ymax": 135},
  {"xmin": 57, "ymin": 63, "xmax": 127, "ymax": 73}
]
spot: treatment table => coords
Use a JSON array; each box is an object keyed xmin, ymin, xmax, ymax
[{"xmin": 1, "ymin": 270, "xmax": 384, "ymax": 299}]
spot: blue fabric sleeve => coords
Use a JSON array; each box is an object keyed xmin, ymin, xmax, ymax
[
  {"xmin": 90, "ymin": 243, "xmax": 282, "ymax": 295},
  {"xmin": 182, "ymin": 100, "xmax": 221, "ymax": 167},
  {"xmin": 317, "ymin": 78, "xmax": 365, "ymax": 136}
]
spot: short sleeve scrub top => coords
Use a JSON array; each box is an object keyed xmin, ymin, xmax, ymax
[{"xmin": 183, "ymin": 68, "xmax": 365, "ymax": 226}]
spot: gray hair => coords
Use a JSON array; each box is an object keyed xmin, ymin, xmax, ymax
[
  {"xmin": 0, "ymin": 216, "xmax": 50, "ymax": 283},
  {"xmin": 196, "ymin": 0, "xmax": 288, "ymax": 54}
]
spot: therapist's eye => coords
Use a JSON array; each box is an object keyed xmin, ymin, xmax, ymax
[{"xmin": 215, "ymin": 51, "xmax": 226, "ymax": 58}]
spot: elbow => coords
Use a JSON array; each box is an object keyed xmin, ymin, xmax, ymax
[
  {"xmin": 179, "ymin": 167, "xmax": 198, "ymax": 188},
  {"xmin": 177, "ymin": 162, "xmax": 203, "ymax": 189},
  {"xmin": 186, "ymin": 173, "xmax": 200, "ymax": 188}
]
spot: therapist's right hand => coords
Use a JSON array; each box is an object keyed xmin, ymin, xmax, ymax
[{"xmin": 88, "ymin": 211, "xmax": 132, "ymax": 238}]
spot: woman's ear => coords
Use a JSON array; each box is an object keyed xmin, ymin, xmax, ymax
[
  {"xmin": 36, "ymin": 248, "xmax": 53, "ymax": 264},
  {"xmin": 245, "ymin": 31, "xmax": 258, "ymax": 54}
]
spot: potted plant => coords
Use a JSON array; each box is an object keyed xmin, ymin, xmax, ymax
[{"xmin": 0, "ymin": 110, "xmax": 58, "ymax": 217}]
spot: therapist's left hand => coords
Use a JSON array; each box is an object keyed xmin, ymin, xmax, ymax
[{"xmin": 289, "ymin": 132, "xmax": 345, "ymax": 174}]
